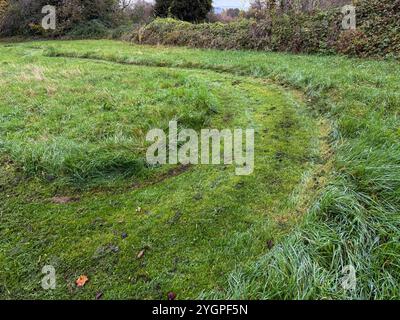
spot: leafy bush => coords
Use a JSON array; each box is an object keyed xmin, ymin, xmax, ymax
[
  {"xmin": 0, "ymin": 0, "xmax": 119, "ymax": 37},
  {"xmin": 68, "ymin": 20, "xmax": 109, "ymax": 38},
  {"xmin": 108, "ymin": 25, "xmax": 136, "ymax": 40},
  {"xmin": 134, "ymin": 12, "xmax": 342, "ymax": 54},
  {"xmin": 336, "ymin": 29, "xmax": 369, "ymax": 57},
  {"xmin": 154, "ymin": 0, "xmax": 212, "ymax": 22},
  {"xmin": 353, "ymin": 0, "xmax": 400, "ymax": 57},
  {"xmin": 132, "ymin": 0, "xmax": 400, "ymax": 59}
]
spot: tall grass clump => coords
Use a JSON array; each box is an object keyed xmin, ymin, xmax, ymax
[
  {"xmin": 203, "ymin": 56, "xmax": 400, "ymax": 299},
  {"xmin": 0, "ymin": 55, "xmax": 219, "ymax": 184}
]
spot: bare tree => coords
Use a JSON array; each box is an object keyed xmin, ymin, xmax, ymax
[
  {"xmin": 250, "ymin": 0, "xmax": 351, "ymax": 13},
  {"xmin": 120, "ymin": 0, "xmax": 133, "ymax": 10}
]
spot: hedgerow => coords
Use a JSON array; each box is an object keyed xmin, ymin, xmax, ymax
[{"xmin": 130, "ymin": 0, "xmax": 400, "ymax": 58}]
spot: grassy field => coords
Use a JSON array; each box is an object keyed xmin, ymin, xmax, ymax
[{"xmin": 0, "ymin": 40, "xmax": 399, "ymax": 299}]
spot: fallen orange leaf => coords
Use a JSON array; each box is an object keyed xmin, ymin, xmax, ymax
[{"xmin": 76, "ymin": 275, "xmax": 89, "ymax": 287}]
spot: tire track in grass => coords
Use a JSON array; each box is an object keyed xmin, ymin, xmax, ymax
[{"xmin": 0, "ymin": 43, "xmax": 331, "ymax": 299}]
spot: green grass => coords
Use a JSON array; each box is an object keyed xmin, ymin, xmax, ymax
[
  {"xmin": 0, "ymin": 41, "xmax": 322, "ymax": 299},
  {"xmin": 1, "ymin": 39, "xmax": 399, "ymax": 299}
]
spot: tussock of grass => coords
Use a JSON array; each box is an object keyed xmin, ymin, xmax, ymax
[{"xmin": 0, "ymin": 51, "xmax": 220, "ymax": 183}]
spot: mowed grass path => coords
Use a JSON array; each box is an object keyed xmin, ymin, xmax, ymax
[
  {"xmin": 56, "ymin": 40, "xmax": 398, "ymax": 300},
  {"xmin": 0, "ymin": 42, "xmax": 323, "ymax": 299}
]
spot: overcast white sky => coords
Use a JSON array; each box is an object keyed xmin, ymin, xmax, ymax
[
  {"xmin": 214, "ymin": 0, "xmax": 250, "ymax": 8},
  {"xmin": 144, "ymin": 0, "xmax": 251, "ymax": 9}
]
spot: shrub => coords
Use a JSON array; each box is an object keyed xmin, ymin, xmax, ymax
[
  {"xmin": 68, "ymin": 19, "xmax": 109, "ymax": 38},
  {"xmin": 355, "ymin": 0, "xmax": 400, "ymax": 58},
  {"xmin": 336, "ymin": 29, "xmax": 369, "ymax": 57},
  {"xmin": 108, "ymin": 25, "xmax": 135, "ymax": 40},
  {"xmin": 0, "ymin": 0, "xmax": 119, "ymax": 37},
  {"xmin": 154, "ymin": 0, "xmax": 170, "ymax": 18},
  {"xmin": 132, "ymin": 0, "xmax": 400, "ymax": 59},
  {"xmin": 154, "ymin": 0, "xmax": 212, "ymax": 22},
  {"xmin": 135, "ymin": 11, "xmax": 342, "ymax": 54}
]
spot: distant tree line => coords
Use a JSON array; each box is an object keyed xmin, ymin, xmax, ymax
[
  {"xmin": 0, "ymin": 0, "xmax": 121, "ymax": 36},
  {"xmin": 0, "ymin": 0, "xmax": 214, "ymax": 36}
]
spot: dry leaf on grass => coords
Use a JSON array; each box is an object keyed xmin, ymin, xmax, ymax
[{"xmin": 76, "ymin": 275, "xmax": 89, "ymax": 287}]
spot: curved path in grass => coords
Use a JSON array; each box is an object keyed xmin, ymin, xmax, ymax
[
  {"xmin": 0, "ymin": 40, "xmax": 329, "ymax": 299},
  {"xmin": 2, "ymin": 40, "xmax": 399, "ymax": 299}
]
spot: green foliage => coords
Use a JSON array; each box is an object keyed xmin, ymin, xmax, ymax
[
  {"xmin": 353, "ymin": 0, "xmax": 400, "ymax": 57},
  {"xmin": 169, "ymin": 0, "xmax": 212, "ymax": 22},
  {"xmin": 0, "ymin": 0, "xmax": 119, "ymax": 37},
  {"xmin": 108, "ymin": 25, "xmax": 136, "ymax": 40},
  {"xmin": 135, "ymin": 13, "xmax": 342, "ymax": 54},
  {"xmin": 154, "ymin": 0, "xmax": 212, "ymax": 22},
  {"xmin": 68, "ymin": 20, "xmax": 109, "ymax": 38},
  {"xmin": 134, "ymin": 0, "xmax": 400, "ymax": 58},
  {"xmin": 154, "ymin": 0, "xmax": 171, "ymax": 18},
  {"xmin": 1, "ymin": 0, "xmax": 399, "ymax": 59},
  {"xmin": 78, "ymin": 0, "xmax": 118, "ymax": 22}
]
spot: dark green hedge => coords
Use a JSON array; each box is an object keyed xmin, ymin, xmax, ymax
[
  {"xmin": 354, "ymin": 0, "xmax": 400, "ymax": 57},
  {"xmin": 129, "ymin": 0, "xmax": 399, "ymax": 58}
]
